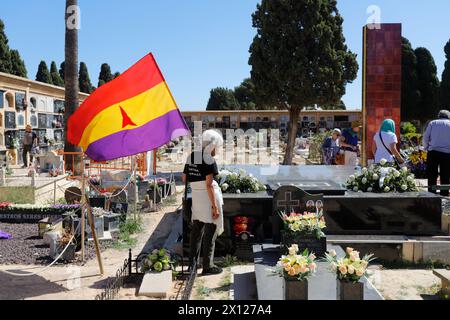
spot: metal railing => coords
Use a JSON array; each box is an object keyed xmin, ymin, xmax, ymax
[
  {"xmin": 95, "ymin": 249, "xmax": 145, "ymax": 300},
  {"xmin": 181, "ymin": 260, "xmax": 197, "ymax": 300}
]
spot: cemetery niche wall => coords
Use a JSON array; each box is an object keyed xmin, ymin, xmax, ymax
[{"xmin": 183, "ymin": 165, "xmax": 443, "ymax": 259}]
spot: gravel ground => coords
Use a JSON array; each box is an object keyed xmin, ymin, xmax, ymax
[{"xmin": 0, "ymin": 223, "xmax": 114, "ymax": 266}]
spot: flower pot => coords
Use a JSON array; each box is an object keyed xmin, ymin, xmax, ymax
[
  {"xmin": 283, "ymin": 278, "xmax": 308, "ymax": 300},
  {"xmin": 337, "ymin": 279, "xmax": 364, "ymax": 300},
  {"xmin": 280, "ymin": 231, "xmax": 327, "ymax": 257}
]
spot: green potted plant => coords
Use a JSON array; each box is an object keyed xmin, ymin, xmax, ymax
[
  {"xmin": 324, "ymin": 247, "xmax": 375, "ymax": 300},
  {"xmin": 140, "ymin": 248, "xmax": 179, "ymax": 279},
  {"xmin": 276, "ymin": 245, "xmax": 317, "ymax": 300}
]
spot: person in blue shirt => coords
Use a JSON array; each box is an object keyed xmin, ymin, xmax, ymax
[
  {"xmin": 340, "ymin": 121, "xmax": 362, "ymax": 166},
  {"xmin": 322, "ymin": 129, "xmax": 341, "ymax": 165},
  {"xmin": 423, "ymin": 110, "xmax": 450, "ymax": 197}
]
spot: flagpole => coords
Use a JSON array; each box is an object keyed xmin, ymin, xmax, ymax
[{"xmin": 82, "ymin": 172, "xmax": 104, "ymax": 275}]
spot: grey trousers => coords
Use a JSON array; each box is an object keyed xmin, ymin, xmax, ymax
[{"xmin": 189, "ymin": 220, "xmax": 217, "ymax": 269}]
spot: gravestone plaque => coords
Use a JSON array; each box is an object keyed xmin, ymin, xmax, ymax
[
  {"xmin": 272, "ymin": 186, "xmax": 324, "ymax": 243},
  {"xmin": 54, "ymin": 100, "xmax": 65, "ymax": 113},
  {"xmin": 54, "ymin": 130, "xmax": 63, "ymax": 142},
  {"xmin": 0, "ymin": 90, "xmax": 4, "ymax": 108},
  {"xmin": 5, "ymin": 112, "xmax": 16, "ymax": 129},
  {"xmin": 38, "ymin": 113, "xmax": 47, "ymax": 128},
  {"xmin": 17, "ymin": 130, "xmax": 25, "ymax": 148},
  {"xmin": 5, "ymin": 130, "xmax": 16, "ymax": 148},
  {"xmin": 37, "ymin": 129, "xmax": 47, "ymax": 143},
  {"xmin": 15, "ymin": 92, "xmax": 26, "ymax": 111}
]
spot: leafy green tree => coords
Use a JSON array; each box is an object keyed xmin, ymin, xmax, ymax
[
  {"xmin": 50, "ymin": 61, "xmax": 64, "ymax": 87},
  {"xmin": 35, "ymin": 61, "xmax": 53, "ymax": 84},
  {"xmin": 59, "ymin": 61, "xmax": 65, "ymax": 82},
  {"xmin": 249, "ymin": 0, "xmax": 358, "ymax": 164},
  {"xmin": 207, "ymin": 87, "xmax": 240, "ymax": 110},
  {"xmin": 79, "ymin": 62, "xmax": 94, "ymax": 94},
  {"xmin": 98, "ymin": 63, "xmax": 114, "ymax": 87},
  {"xmin": 401, "ymin": 38, "xmax": 420, "ymax": 121},
  {"xmin": 415, "ymin": 47, "xmax": 440, "ymax": 123},
  {"xmin": 441, "ymin": 40, "xmax": 450, "ymax": 110},
  {"xmin": 234, "ymin": 78, "xmax": 257, "ymax": 110},
  {"xmin": 9, "ymin": 49, "xmax": 27, "ymax": 77},
  {"xmin": 0, "ymin": 19, "xmax": 12, "ymax": 73},
  {"xmin": 320, "ymin": 100, "xmax": 346, "ymax": 110},
  {"xmin": 113, "ymin": 72, "xmax": 121, "ymax": 79}
]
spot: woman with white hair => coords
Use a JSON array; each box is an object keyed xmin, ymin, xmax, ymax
[{"xmin": 183, "ymin": 129, "xmax": 224, "ymax": 275}]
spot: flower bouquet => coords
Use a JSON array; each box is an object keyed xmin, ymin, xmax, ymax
[
  {"xmin": 276, "ymin": 245, "xmax": 317, "ymax": 300},
  {"xmin": 346, "ymin": 160, "xmax": 418, "ymax": 193},
  {"xmin": 279, "ymin": 211, "xmax": 327, "ymax": 257},
  {"xmin": 216, "ymin": 169, "xmax": 266, "ymax": 194},
  {"xmin": 407, "ymin": 149, "xmax": 427, "ymax": 179},
  {"xmin": 141, "ymin": 248, "xmax": 177, "ymax": 274},
  {"xmin": 324, "ymin": 247, "xmax": 375, "ymax": 300},
  {"xmin": 0, "ymin": 202, "xmax": 12, "ymax": 210}
]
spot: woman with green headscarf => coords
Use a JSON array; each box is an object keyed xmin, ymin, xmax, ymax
[{"xmin": 372, "ymin": 119, "xmax": 405, "ymax": 165}]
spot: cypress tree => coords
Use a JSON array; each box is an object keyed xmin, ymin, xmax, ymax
[
  {"xmin": 401, "ymin": 38, "xmax": 420, "ymax": 121},
  {"xmin": 50, "ymin": 61, "xmax": 64, "ymax": 87},
  {"xmin": 59, "ymin": 61, "xmax": 65, "ymax": 82},
  {"xmin": 79, "ymin": 62, "xmax": 94, "ymax": 94},
  {"xmin": 441, "ymin": 40, "xmax": 450, "ymax": 110},
  {"xmin": 0, "ymin": 19, "xmax": 12, "ymax": 73},
  {"xmin": 415, "ymin": 47, "xmax": 440, "ymax": 122},
  {"xmin": 9, "ymin": 49, "xmax": 27, "ymax": 78},
  {"xmin": 98, "ymin": 63, "xmax": 113, "ymax": 87},
  {"xmin": 35, "ymin": 61, "xmax": 53, "ymax": 84}
]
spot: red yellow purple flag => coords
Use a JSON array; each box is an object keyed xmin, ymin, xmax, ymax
[{"xmin": 67, "ymin": 54, "xmax": 190, "ymax": 161}]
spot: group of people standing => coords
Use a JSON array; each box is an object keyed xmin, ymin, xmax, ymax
[
  {"xmin": 322, "ymin": 110, "xmax": 450, "ymax": 197},
  {"xmin": 321, "ymin": 120, "xmax": 362, "ymax": 166}
]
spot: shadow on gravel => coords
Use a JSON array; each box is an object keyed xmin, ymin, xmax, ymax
[{"xmin": 0, "ymin": 271, "xmax": 68, "ymax": 300}]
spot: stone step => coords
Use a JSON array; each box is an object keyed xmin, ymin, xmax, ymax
[
  {"xmin": 432, "ymin": 269, "xmax": 450, "ymax": 295},
  {"xmin": 138, "ymin": 270, "xmax": 172, "ymax": 298}
]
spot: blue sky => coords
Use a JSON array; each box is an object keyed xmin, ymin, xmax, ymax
[{"xmin": 1, "ymin": 0, "xmax": 450, "ymax": 111}]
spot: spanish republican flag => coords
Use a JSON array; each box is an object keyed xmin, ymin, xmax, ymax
[{"xmin": 68, "ymin": 54, "xmax": 190, "ymax": 161}]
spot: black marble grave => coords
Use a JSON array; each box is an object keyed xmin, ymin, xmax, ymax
[{"xmin": 183, "ymin": 165, "xmax": 443, "ymax": 258}]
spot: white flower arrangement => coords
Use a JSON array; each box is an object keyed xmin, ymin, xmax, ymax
[
  {"xmin": 216, "ymin": 169, "xmax": 266, "ymax": 194},
  {"xmin": 346, "ymin": 160, "xmax": 418, "ymax": 193}
]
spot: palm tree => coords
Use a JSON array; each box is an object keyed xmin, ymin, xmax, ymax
[{"xmin": 64, "ymin": 0, "xmax": 83, "ymax": 174}]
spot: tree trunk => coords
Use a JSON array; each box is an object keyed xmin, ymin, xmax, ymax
[
  {"xmin": 64, "ymin": 0, "xmax": 83, "ymax": 175},
  {"xmin": 283, "ymin": 107, "xmax": 300, "ymax": 165}
]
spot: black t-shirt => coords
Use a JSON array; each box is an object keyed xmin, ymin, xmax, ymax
[{"xmin": 183, "ymin": 151, "xmax": 219, "ymax": 182}]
